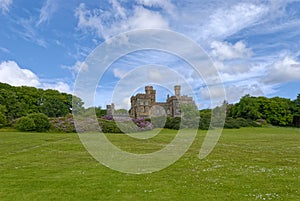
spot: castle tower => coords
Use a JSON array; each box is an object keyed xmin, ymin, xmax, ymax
[
  {"xmin": 145, "ymin": 86, "xmax": 153, "ymax": 95},
  {"xmin": 174, "ymin": 85, "xmax": 181, "ymax": 98},
  {"xmin": 106, "ymin": 103, "xmax": 115, "ymax": 116},
  {"xmin": 145, "ymin": 86, "xmax": 156, "ymax": 103}
]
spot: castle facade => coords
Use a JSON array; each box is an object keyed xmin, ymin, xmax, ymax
[{"xmin": 129, "ymin": 85, "xmax": 195, "ymax": 118}]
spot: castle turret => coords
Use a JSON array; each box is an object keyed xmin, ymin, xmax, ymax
[
  {"xmin": 174, "ymin": 85, "xmax": 181, "ymax": 98},
  {"xmin": 145, "ymin": 86, "xmax": 156, "ymax": 104}
]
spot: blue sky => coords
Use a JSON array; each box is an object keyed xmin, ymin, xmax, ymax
[{"xmin": 0, "ymin": 0, "xmax": 300, "ymax": 109}]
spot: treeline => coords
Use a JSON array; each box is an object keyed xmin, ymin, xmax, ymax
[
  {"xmin": 228, "ymin": 94, "xmax": 300, "ymax": 127},
  {"xmin": 161, "ymin": 94, "xmax": 300, "ymax": 130},
  {"xmin": 0, "ymin": 82, "xmax": 84, "ymax": 128},
  {"xmin": 1, "ymin": 81, "xmax": 300, "ymax": 132}
]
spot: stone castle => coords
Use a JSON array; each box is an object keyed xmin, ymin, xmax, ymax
[
  {"xmin": 106, "ymin": 85, "xmax": 196, "ymax": 118},
  {"xmin": 129, "ymin": 85, "xmax": 195, "ymax": 118}
]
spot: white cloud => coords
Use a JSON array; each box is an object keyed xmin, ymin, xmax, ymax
[
  {"xmin": 62, "ymin": 61, "xmax": 88, "ymax": 77},
  {"xmin": 136, "ymin": 0, "xmax": 175, "ymax": 15},
  {"xmin": 36, "ymin": 0, "xmax": 58, "ymax": 26},
  {"xmin": 200, "ymin": 3, "xmax": 269, "ymax": 41},
  {"xmin": 0, "ymin": 0, "xmax": 12, "ymax": 13},
  {"xmin": 15, "ymin": 18, "xmax": 47, "ymax": 47},
  {"xmin": 263, "ymin": 56, "xmax": 300, "ymax": 84},
  {"xmin": 75, "ymin": 3, "xmax": 104, "ymax": 38},
  {"xmin": 75, "ymin": 2, "xmax": 169, "ymax": 40},
  {"xmin": 113, "ymin": 68, "xmax": 126, "ymax": 79},
  {"xmin": 0, "ymin": 60, "xmax": 72, "ymax": 94},
  {"xmin": 126, "ymin": 6, "xmax": 169, "ymax": 30},
  {"xmin": 0, "ymin": 60, "xmax": 40, "ymax": 87},
  {"xmin": 210, "ymin": 40, "xmax": 253, "ymax": 61},
  {"xmin": 110, "ymin": 0, "xmax": 126, "ymax": 19},
  {"xmin": 42, "ymin": 81, "xmax": 72, "ymax": 94}
]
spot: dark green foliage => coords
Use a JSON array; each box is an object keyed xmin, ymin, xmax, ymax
[
  {"xmin": 40, "ymin": 90, "xmax": 72, "ymax": 117},
  {"xmin": 199, "ymin": 109, "xmax": 211, "ymax": 130},
  {"xmin": 27, "ymin": 113, "xmax": 50, "ymax": 132},
  {"xmin": 14, "ymin": 113, "xmax": 50, "ymax": 132},
  {"xmin": 224, "ymin": 117, "xmax": 241, "ymax": 129},
  {"xmin": 229, "ymin": 94, "xmax": 294, "ymax": 126},
  {"xmin": 293, "ymin": 116, "xmax": 300, "ymax": 127},
  {"xmin": 96, "ymin": 107, "xmax": 106, "ymax": 117},
  {"xmin": 0, "ymin": 112, "xmax": 7, "ymax": 128},
  {"xmin": 0, "ymin": 104, "xmax": 7, "ymax": 128},
  {"xmin": 14, "ymin": 116, "xmax": 36, "ymax": 131},
  {"xmin": 164, "ymin": 117, "xmax": 181, "ymax": 130},
  {"xmin": 0, "ymin": 82, "xmax": 84, "ymax": 122},
  {"xmin": 99, "ymin": 119, "xmax": 123, "ymax": 133}
]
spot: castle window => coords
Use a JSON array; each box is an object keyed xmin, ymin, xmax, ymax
[{"xmin": 140, "ymin": 106, "xmax": 144, "ymax": 112}]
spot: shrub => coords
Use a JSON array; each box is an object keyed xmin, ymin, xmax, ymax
[
  {"xmin": 14, "ymin": 113, "xmax": 50, "ymax": 132},
  {"xmin": 49, "ymin": 114, "xmax": 75, "ymax": 133},
  {"xmin": 98, "ymin": 118, "xmax": 153, "ymax": 133},
  {"xmin": 100, "ymin": 119, "xmax": 123, "ymax": 133},
  {"xmin": 27, "ymin": 113, "xmax": 50, "ymax": 132},
  {"xmin": 164, "ymin": 117, "xmax": 181, "ymax": 130},
  {"xmin": 14, "ymin": 116, "xmax": 36, "ymax": 131},
  {"xmin": 224, "ymin": 117, "xmax": 240, "ymax": 129},
  {"xmin": 0, "ymin": 113, "xmax": 7, "ymax": 128},
  {"xmin": 199, "ymin": 113, "xmax": 211, "ymax": 130}
]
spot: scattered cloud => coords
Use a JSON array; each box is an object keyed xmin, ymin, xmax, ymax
[
  {"xmin": 210, "ymin": 40, "xmax": 253, "ymax": 61},
  {"xmin": 15, "ymin": 18, "xmax": 47, "ymax": 47},
  {"xmin": 113, "ymin": 68, "xmax": 126, "ymax": 79},
  {"xmin": 75, "ymin": 2, "xmax": 169, "ymax": 40},
  {"xmin": 199, "ymin": 2, "xmax": 269, "ymax": 41},
  {"xmin": 36, "ymin": 0, "xmax": 58, "ymax": 26},
  {"xmin": 136, "ymin": 0, "xmax": 175, "ymax": 15},
  {"xmin": 0, "ymin": 0, "xmax": 12, "ymax": 13},
  {"xmin": 110, "ymin": 0, "xmax": 126, "ymax": 19},
  {"xmin": 42, "ymin": 81, "xmax": 72, "ymax": 94},
  {"xmin": 0, "ymin": 60, "xmax": 40, "ymax": 87},
  {"xmin": 62, "ymin": 61, "xmax": 88, "ymax": 77},
  {"xmin": 0, "ymin": 60, "xmax": 72, "ymax": 93},
  {"xmin": 263, "ymin": 56, "xmax": 300, "ymax": 84},
  {"xmin": 0, "ymin": 46, "xmax": 10, "ymax": 53}
]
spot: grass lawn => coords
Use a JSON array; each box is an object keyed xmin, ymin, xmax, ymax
[{"xmin": 0, "ymin": 127, "xmax": 299, "ymax": 200}]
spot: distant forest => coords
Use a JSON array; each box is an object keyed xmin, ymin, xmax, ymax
[{"xmin": 0, "ymin": 82, "xmax": 299, "ymax": 130}]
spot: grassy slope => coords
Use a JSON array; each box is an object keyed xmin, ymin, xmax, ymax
[{"xmin": 0, "ymin": 127, "xmax": 299, "ymax": 201}]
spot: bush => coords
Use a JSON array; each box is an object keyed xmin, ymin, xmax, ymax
[
  {"xmin": 100, "ymin": 119, "xmax": 123, "ymax": 133},
  {"xmin": 49, "ymin": 114, "xmax": 75, "ymax": 133},
  {"xmin": 27, "ymin": 113, "xmax": 50, "ymax": 132},
  {"xmin": 164, "ymin": 117, "xmax": 181, "ymax": 130},
  {"xmin": 199, "ymin": 113, "xmax": 211, "ymax": 130},
  {"xmin": 98, "ymin": 118, "xmax": 153, "ymax": 133},
  {"xmin": 14, "ymin": 116, "xmax": 36, "ymax": 131},
  {"xmin": 0, "ymin": 113, "xmax": 7, "ymax": 128},
  {"xmin": 224, "ymin": 117, "xmax": 261, "ymax": 129},
  {"xmin": 14, "ymin": 113, "xmax": 50, "ymax": 132},
  {"xmin": 224, "ymin": 117, "xmax": 240, "ymax": 129}
]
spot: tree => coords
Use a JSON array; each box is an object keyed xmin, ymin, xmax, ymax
[
  {"xmin": 230, "ymin": 95, "xmax": 261, "ymax": 120},
  {"xmin": 27, "ymin": 113, "xmax": 50, "ymax": 132},
  {"xmin": 0, "ymin": 105, "xmax": 7, "ymax": 128},
  {"xmin": 180, "ymin": 103, "xmax": 199, "ymax": 128},
  {"xmin": 40, "ymin": 90, "xmax": 70, "ymax": 117},
  {"xmin": 14, "ymin": 116, "xmax": 36, "ymax": 131}
]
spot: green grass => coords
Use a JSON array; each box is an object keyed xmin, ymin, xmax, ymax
[{"xmin": 0, "ymin": 127, "xmax": 299, "ymax": 200}]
